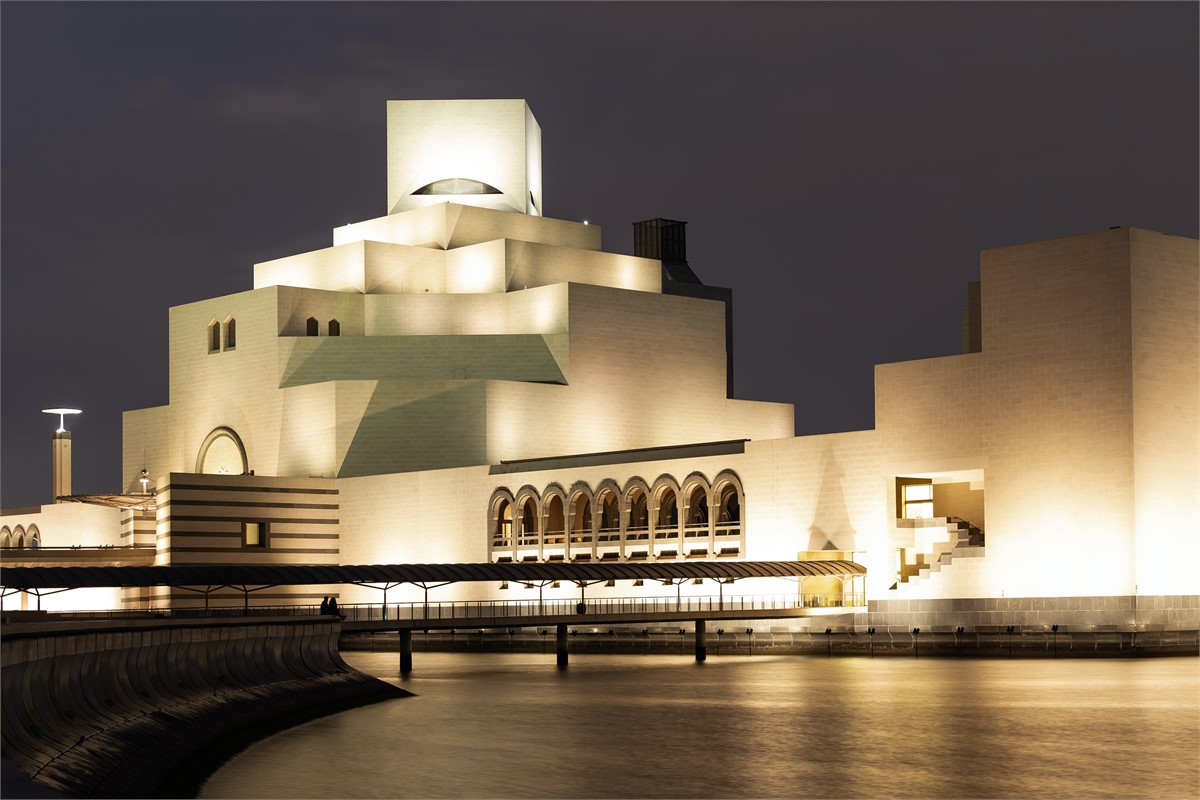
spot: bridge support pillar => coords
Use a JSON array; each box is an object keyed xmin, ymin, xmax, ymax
[
  {"xmin": 399, "ymin": 629, "xmax": 413, "ymax": 675},
  {"xmin": 695, "ymin": 619, "xmax": 707, "ymax": 662},
  {"xmin": 556, "ymin": 623, "xmax": 568, "ymax": 669}
]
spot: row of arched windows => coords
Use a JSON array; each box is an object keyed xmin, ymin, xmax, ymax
[
  {"xmin": 306, "ymin": 317, "xmax": 340, "ymax": 337},
  {"xmin": 489, "ymin": 471, "xmax": 743, "ymax": 563},
  {"xmin": 207, "ymin": 316, "xmax": 236, "ymax": 353},
  {"xmin": 1, "ymin": 525, "xmax": 40, "ymax": 549}
]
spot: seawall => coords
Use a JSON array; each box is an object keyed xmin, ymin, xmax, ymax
[{"xmin": 1, "ymin": 614, "xmax": 409, "ymax": 798}]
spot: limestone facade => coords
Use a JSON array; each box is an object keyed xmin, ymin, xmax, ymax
[{"xmin": 3, "ymin": 101, "xmax": 1196, "ymax": 629}]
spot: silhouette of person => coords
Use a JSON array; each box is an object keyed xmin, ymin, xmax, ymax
[
  {"xmin": 328, "ymin": 596, "xmax": 341, "ymax": 618},
  {"xmin": 319, "ymin": 596, "xmax": 329, "ymax": 615}
]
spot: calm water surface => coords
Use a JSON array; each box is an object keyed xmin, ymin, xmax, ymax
[{"xmin": 200, "ymin": 652, "xmax": 1199, "ymax": 799}]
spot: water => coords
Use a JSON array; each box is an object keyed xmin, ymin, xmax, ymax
[{"xmin": 200, "ymin": 653, "xmax": 1199, "ymax": 799}]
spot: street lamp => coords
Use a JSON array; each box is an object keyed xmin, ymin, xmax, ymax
[{"xmin": 42, "ymin": 408, "xmax": 82, "ymax": 433}]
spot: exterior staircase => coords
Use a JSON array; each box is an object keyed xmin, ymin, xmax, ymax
[{"xmin": 890, "ymin": 517, "xmax": 985, "ymax": 599}]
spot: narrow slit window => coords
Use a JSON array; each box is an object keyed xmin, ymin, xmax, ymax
[
  {"xmin": 224, "ymin": 317, "xmax": 236, "ymax": 350},
  {"xmin": 208, "ymin": 320, "xmax": 220, "ymax": 353}
]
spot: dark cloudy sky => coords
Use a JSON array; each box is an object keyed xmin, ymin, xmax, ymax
[{"xmin": 2, "ymin": 2, "xmax": 1196, "ymax": 508}]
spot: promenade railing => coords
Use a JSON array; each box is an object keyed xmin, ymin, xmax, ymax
[{"xmin": 21, "ymin": 592, "xmax": 866, "ymax": 623}]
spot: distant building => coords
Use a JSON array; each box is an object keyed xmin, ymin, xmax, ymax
[{"xmin": 3, "ymin": 99, "xmax": 1197, "ymax": 632}]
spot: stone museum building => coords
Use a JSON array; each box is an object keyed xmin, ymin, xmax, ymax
[{"xmin": 3, "ymin": 99, "xmax": 1197, "ymax": 633}]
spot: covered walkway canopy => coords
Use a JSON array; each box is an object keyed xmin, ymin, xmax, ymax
[{"xmin": 0, "ymin": 560, "xmax": 865, "ymax": 591}]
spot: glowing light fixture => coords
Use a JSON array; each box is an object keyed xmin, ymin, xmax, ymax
[{"xmin": 42, "ymin": 408, "xmax": 82, "ymax": 432}]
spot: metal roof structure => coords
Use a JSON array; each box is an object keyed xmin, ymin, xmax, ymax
[
  {"xmin": 0, "ymin": 560, "xmax": 865, "ymax": 591},
  {"xmin": 57, "ymin": 494, "xmax": 157, "ymax": 512}
]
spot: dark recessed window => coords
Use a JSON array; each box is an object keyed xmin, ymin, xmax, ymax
[
  {"xmin": 224, "ymin": 317, "xmax": 237, "ymax": 350},
  {"xmin": 208, "ymin": 321, "xmax": 220, "ymax": 353},
  {"xmin": 243, "ymin": 521, "xmax": 268, "ymax": 548},
  {"xmin": 412, "ymin": 178, "xmax": 502, "ymax": 196},
  {"xmin": 328, "ymin": 319, "xmax": 341, "ymax": 337},
  {"xmin": 306, "ymin": 317, "xmax": 319, "ymax": 336}
]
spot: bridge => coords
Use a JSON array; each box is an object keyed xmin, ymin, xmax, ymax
[{"xmin": 0, "ymin": 559, "xmax": 868, "ymax": 668}]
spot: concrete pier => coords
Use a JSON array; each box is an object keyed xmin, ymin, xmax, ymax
[
  {"xmin": 556, "ymin": 623, "xmax": 568, "ymax": 668},
  {"xmin": 695, "ymin": 619, "xmax": 707, "ymax": 662},
  {"xmin": 399, "ymin": 628, "xmax": 413, "ymax": 674}
]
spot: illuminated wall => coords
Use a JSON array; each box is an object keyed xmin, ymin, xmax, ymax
[
  {"xmin": 109, "ymin": 100, "xmax": 1197, "ymax": 617},
  {"xmin": 385, "ymin": 99, "xmax": 541, "ymax": 216}
]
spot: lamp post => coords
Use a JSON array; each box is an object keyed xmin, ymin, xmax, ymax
[
  {"xmin": 746, "ymin": 628, "xmax": 754, "ymax": 656},
  {"xmin": 956, "ymin": 626, "xmax": 965, "ymax": 657},
  {"xmin": 42, "ymin": 408, "xmax": 81, "ymax": 502},
  {"xmin": 825, "ymin": 628, "xmax": 833, "ymax": 658},
  {"xmin": 868, "ymin": 627, "xmax": 876, "ymax": 658},
  {"xmin": 1006, "ymin": 625, "xmax": 1015, "ymax": 658},
  {"xmin": 912, "ymin": 627, "xmax": 921, "ymax": 658},
  {"xmin": 1052, "ymin": 624, "xmax": 1059, "ymax": 658}
]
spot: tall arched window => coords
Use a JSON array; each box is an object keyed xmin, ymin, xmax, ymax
[
  {"xmin": 626, "ymin": 489, "xmax": 649, "ymax": 541},
  {"xmin": 224, "ymin": 317, "xmax": 237, "ymax": 349},
  {"xmin": 718, "ymin": 487, "xmax": 740, "ymax": 523},
  {"xmin": 570, "ymin": 496, "xmax": 592, "ymax": 545},
  {"xmin": 713, "ymin": 472, "xmax": 744, "ymax": 555},
  {"xmin": 493, "ymin": 500, "xmax": 513, "ymax": 549},
  {"xmin": 657, "ymin": 489, "xmax": 678, "ymax": 529},
  {"xmin": 1, "ymin": 527, "xmax": 10, "ymax": 548},
  {"xmin": 544, "ymin": 494, "xmax": 565, "ymax": 546},
  {"xmin": 306, "ymin": 317, "xmax": 319, "ymax": 336},
  {"xmin": 208, "ymin": 320, "xmax": 220, "ymax": 353},
  {"xmin": 27, "ymin": 526, "xmax": 40, "ymax": 549},
  {"xmin": 14, "ymin": 525, "xmax": 25, "ymax": 549},
  {"xmin": 328, "ymin": 319, "xmax": 341, "ymax": 337},
  {"xmin": 518, "ymin": 499, "xmax": 539, "ymax": 547},
  {"xmin": 597, "ymin": 491, "xmax": 619, "ymax": 541}
]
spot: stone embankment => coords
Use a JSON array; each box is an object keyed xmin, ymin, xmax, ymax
[{"xmin": 1, "ymin": 614, "xmax": 409, "ymax": 798}]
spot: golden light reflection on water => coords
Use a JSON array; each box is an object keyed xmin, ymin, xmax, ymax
[{"xmin": 200, "ymin": 654, "xmax": 1199, "ymax": 799}]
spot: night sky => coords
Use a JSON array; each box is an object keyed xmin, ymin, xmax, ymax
[{"xmin": 2, "ymin": 2, "xmax": 1196, "ymax": 508}]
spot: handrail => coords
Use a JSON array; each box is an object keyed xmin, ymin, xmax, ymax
[{"xmin": 26, "ymin": 592, "xmax": 866, "ymax": 622}]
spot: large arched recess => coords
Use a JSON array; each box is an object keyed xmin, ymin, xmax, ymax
[{"xmin": 195, "ymin": 427, "xmax": 249, "ymax": 475}]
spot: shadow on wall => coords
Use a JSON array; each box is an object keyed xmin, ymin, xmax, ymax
[
  {"xmin": 337, "ymin": 382, "xmax": 489, "ymax": 477},
  {"xmin": 808, "ymin": 446, "xmax": 857, "ymax": 551}
]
